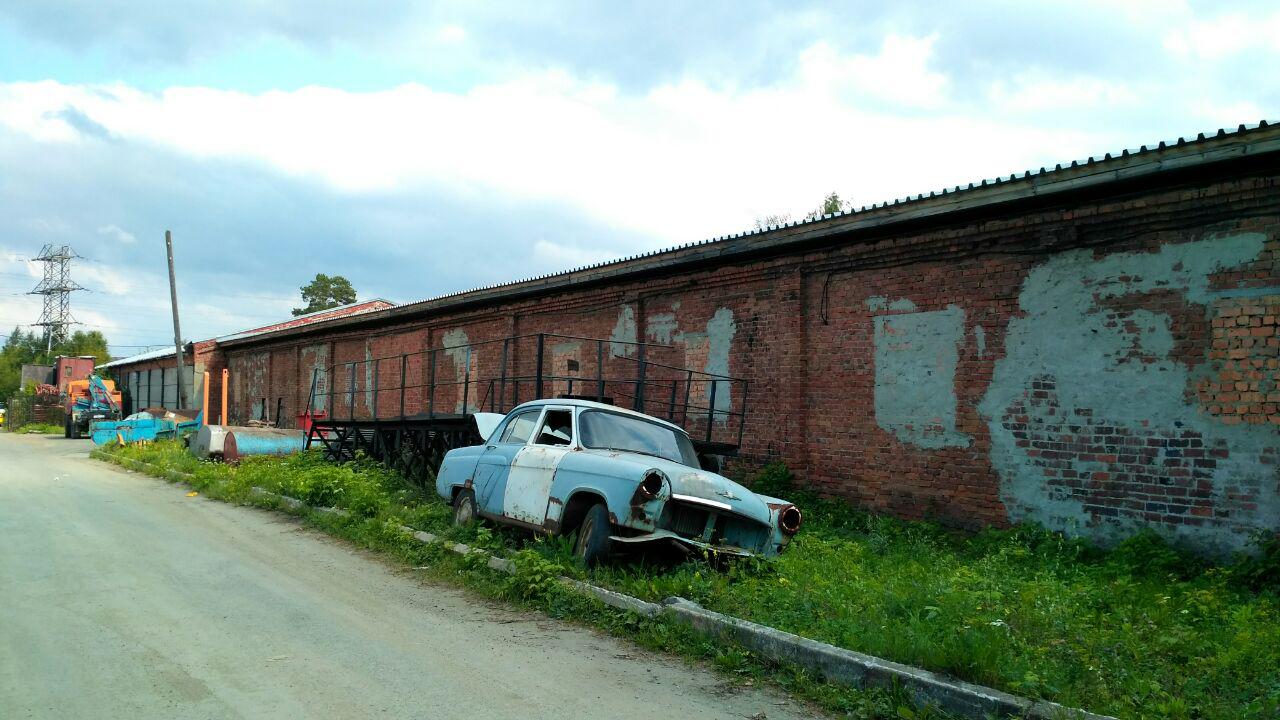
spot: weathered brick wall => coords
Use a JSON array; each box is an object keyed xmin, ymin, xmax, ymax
[
  {"xmin": 219, "ymin": 171, "xmax": 1280, "ymax": 555},
  {"xmin": 106, "ymin": 343, "xmax": 219, "ymax": 416}
]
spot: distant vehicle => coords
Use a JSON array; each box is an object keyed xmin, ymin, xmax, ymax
[
  {"xmin": 0, "ymin": 406, "xmax": 6, "ymax": 427},
  {"xmin": 435, "ymin": 399, "xmax": 802, "ymax": 565},
  {"xmin": 64, "ymin": 375, "xmax": 122, "ymax": 439}
]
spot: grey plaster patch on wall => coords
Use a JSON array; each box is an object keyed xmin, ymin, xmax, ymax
[
  {"xmin": 706, "ymin": 308, "xmax": 737, "ymax": 418},
  {"xmin": 611, "ymin": 305, "xmax": 637, "ymax": 357},
  {"xmin": 866, "ymin": 296, "xmax": 918, "ymax": 313},
  {"xmin": 442, "ymin": 328, "xmax": 476, "ymax": 413},
  {"xmin": 646, "ymin": 313, "xmax": 679, "ymax": 344},
  {"xmin": 978, "ymin": 232, "xmax": 1279, "ymax": 555},
  {"xmin": 974, "ymin": 325, "xmax": 986, "ymax": 359},
  {"xmin": 874, "ymin": 306, "xmax": 971, "ymax": 448}
]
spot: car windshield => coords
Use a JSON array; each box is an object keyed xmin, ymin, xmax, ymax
[{"xmin": 578, "ymin": 410, "xmax": 699, "ymax": 467}]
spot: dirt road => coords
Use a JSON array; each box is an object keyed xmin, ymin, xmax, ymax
[{"xmin": 0, "ymin": 432, "xmax": 815, "ymax": 719}]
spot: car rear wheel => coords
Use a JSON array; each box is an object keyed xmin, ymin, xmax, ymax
[
  {"xmin": 574, "ymin": 503, "xmax": 612, "ymax": 568},
  {"xmin": 64, "ymin": 416, "xmax": 71, "ymax": 439},
  {"xmin": 453, "ymin": 488, "xmax": 477, "ymax": 527},
  {"xmin": 69, "ymin": 417, "xmax": 80, "ymax": 440}
]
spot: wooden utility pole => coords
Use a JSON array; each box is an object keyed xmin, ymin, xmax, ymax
[{"xmin": 165, "ymin": 230, "xmax": 189, "ymax": 408}]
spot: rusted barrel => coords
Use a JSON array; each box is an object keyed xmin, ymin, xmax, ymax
[
  {"xmin": 223, "ymin": 427, "xmax": 306, "ymax": 464},
  {"xmin": 190, "ymin": 424, "xmax": 229, "ymax": 459}
]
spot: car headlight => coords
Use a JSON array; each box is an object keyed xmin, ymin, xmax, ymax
[
  {"xmin": 638, "ymin": 472, "xmax": 664, "ymax": 500},
  {"xmin": 779, "ymin": 505, "xmax": 803, "ymax": 535}
]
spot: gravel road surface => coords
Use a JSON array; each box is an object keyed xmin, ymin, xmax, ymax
[{"xmin": 0, "ymin": 432, "xmax": 816, "ymax": 719}]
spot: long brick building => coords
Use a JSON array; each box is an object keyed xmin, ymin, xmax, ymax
[{"xmin": 105, "ymin": 122, "xmax": 1280, "ymax": 556}]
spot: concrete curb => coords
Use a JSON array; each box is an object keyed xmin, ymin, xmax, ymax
[
  {"xmin": 561, "ymin": 578, "xmax": 662, "ymax": 617},
  {"xmin": 93, "ymin": 451, "xmax": 1114, "ymax": 720},
  {"xmin": 660, "ymin": 598, "xmax": 1110, "ymax": 720}
]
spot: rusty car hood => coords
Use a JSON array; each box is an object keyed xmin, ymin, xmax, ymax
[{"xmin": 579, "ymin": 448, "xmax": 771, "ymax": 525}]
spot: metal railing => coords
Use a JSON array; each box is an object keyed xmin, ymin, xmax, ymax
[{"xmin": 304, "ymin": 332, "xmax": 748, "ymax": 449}]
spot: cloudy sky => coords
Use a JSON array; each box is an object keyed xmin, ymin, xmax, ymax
[{"xmin": 0, "ymin": 1, "xmax": 1277, "ymax": 357}]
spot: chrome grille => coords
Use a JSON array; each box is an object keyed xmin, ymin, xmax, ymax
[{"xmin": 663, "ymin": 502, "xmax": 710, "ymax": 538}]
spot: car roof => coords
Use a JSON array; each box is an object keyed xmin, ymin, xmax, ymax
[{"xmin": 508, "ymin": 398, "xmax": 686, "ymax": 433}]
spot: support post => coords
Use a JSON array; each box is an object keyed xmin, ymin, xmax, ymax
[
  {"xmin": 705, "ymin": 379, "xmax": 717, "ymax": 443},
  {"xmin": 201, "ymin": 371, "xmax": 210, "ymax": 426},
  {"xmin": 534, "ymin": 334, "xmax": 545, "ymax": 400},
  {"xmin": 635, "ymin": 341, "xmax": 647, "ymax": 413},
  {"xmin": 307, "ymin": 367, "xmax": 318, "ymax": 418},
  {"xmin": 372, "ymin": 358, "xmax": 380, "ymax": 420},
  {"xmin": 399, "ymin": 354, "xmax": 407, "ymax": 419},
  {"xmin": 164, "ymin": 230, "xmax": 189, "ymax": 408},
  {"xmin": 461, "ymin": 347, "xmax": 471, "ymax": 414},
  {"xmin": 682, "ymin": 370, "xmax": 693, "ymax": 424},
  {"xmin": 427, "ymin": 350, "xmax": 437, "ymax": 418},
  {"xmin": 348, "ymin": 362, "xmax": 356, "ymax": 421},
  {"xmin": 596, "ymin": 340, "xmax": 604, "ymax": 402},
  {"xmin": 220, "ymin": 368, "xmax": 229, "ymax": 424},
  {"xmin": 498, "ymin": 339, "xmax": 509, "ymax": 412}
]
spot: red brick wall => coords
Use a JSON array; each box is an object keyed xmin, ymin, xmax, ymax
[{"xmin": 220, "ymin": 171, "xmax": 1280, "ymax": 555}]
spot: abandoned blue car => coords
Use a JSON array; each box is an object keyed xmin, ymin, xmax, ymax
[{"xmin": 435, "ymin": 399, "xmax": 802, "ymax": 565}]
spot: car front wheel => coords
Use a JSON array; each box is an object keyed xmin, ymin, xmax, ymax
[
  {"xmin": 453, "ymin": 488, "xmax": 477, "ymax": 527},
  {"xmin": 574, "ymin": 503, "xmax": 612, "ymax": 568}
]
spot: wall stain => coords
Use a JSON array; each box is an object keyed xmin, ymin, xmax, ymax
[
  {"xmin": 442, "ymin": 328, "xmax": 477, "ymax": 413},
  {"xmin": 873, "ymin": 305, "xmax": 970, "ymax": 448},
  {"xmin": 610, "ymin": 305, "xmax": 637, "ymax": 357},
  {"xmin": 979, "ymin": 232, "xmax": 1279, "ymax": 555}
]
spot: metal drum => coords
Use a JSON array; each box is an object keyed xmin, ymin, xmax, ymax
[{"xmin": 223, "ymin": 427, "xmax": 306, "ymax": 463}]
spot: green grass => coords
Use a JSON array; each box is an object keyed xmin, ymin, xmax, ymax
[
  {"xmin": 9, "ymin": 421, "xmax": 64, "ymax": 434},
  {"xmin": 100, "ymin": 443, "xmax": 1280, "ymax": 720}
]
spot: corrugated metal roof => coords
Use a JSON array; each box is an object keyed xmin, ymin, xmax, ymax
[
  {"xmin": 98, "ymin": 345, "xmax": 178, "ymax": 370},
  {"xmin": 99, "ymin": 299, "xmax": 394, "ymax": 369},
  {"xmin": 213, "ymin": 299, "xmax": 393, "ymax": 343}
]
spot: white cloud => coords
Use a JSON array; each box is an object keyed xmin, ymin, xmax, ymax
[
  {"xmin": 0, "ymin": 27, "xmax": 1269, "ymax": 251},
  {"xmin": 435, "ymin": 24, "xmax": 467, "ymax": 43},
  {"xmin": 0, "ymin": 66, "xmax": 1086, "ymax": 245},
  {"xmin": 532, "ymin": 240, "xmax": 618, "ymax": 270},
  {"xmin": 76, "ymin": 262, "xmax": 133, "ymax": 296},
  {"xmin": 796, "ymin": 35, "xmax": 948, "ymax": 109},
  {"xmin": 988, "ymin": 74, "xmax": 1137, "ymax": 114},
  {"xmin": 1164, "ymin": 11, "xmax": 1280, "ymax": 60},
  {"xmin": 97, "ymin": 224, "xmax": 137, "ymax": 244}
]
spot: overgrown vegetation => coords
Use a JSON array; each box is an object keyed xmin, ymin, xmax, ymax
[
  {"xmin": 101, "ymin": 444, "xmax": 1280, "ymax": 720},
  {"xmin": 0, "ymin": 327, "xmax": 111, "ymax": 399},
  {"xmin": 9, "ymin": 421, "xmax": 64, "ymax": 434}
]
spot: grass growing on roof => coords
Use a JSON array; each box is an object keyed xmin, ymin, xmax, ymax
[{"xmin": 101, "ymin": 443, "xmax": 1280, "ymax": 720}]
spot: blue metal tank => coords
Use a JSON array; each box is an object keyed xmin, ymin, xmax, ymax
[{"xmin": 223, "ymin": 427, "xmax": 306, "ymax": 463}]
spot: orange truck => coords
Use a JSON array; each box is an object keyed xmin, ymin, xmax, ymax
[{"xmin": 64, "ymin": 375, "xmax": 122, "ymax": 439}]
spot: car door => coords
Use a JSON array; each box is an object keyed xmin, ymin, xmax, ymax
[
  {"xmin": 473, "ymin": 408, "xmax": 542, "ymax": 515},
  {"xmin": 502, "ymin": 406, "xmax": 575, "ymax": 527}
]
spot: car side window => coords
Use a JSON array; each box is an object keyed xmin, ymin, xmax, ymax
[
  {"xmin": 499, "ymin": 410, "xmax": 540, "ymax": 444},
  {"xmin": 534, "ymin": 409, "xmax": 573, "ymax": 447}
]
